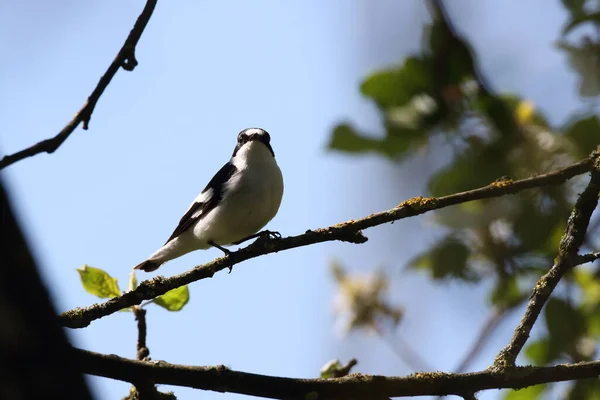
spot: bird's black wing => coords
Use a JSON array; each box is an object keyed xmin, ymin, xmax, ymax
[{"xmin": 164, "ymin": 161, "xmax": 238, "ymax": 244}]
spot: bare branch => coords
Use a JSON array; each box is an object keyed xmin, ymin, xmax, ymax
[
  {"xmin": 574, "ymin": 251, "xmax": 600, "ymax": 266},
  {"xmin": 73, "ymin": 347, "xmax": 600, "ymax": 399},
  {"xmin": 59, "ymin": 155, "xmax": 596, "ymax": 329},
  {"xmin": 494, "ymin": 158, "xmax": 600, "ymax": 368},
  {"xmin": 0, "ymin": 0, "xmax": 157, "ymax": 171},
  {"xmin": 133, "ymin": 307, "xmax": 149, "ymax": 361}
]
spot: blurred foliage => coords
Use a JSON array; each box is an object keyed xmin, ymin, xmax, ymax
[
  {"xmin": 331, "ymin": 261, "xmax": 403, "ymax": 334},
  {"xmin": 504, "ymin": 384, "xmax": 546, "ymax": 400},
  {"xmin": 330, "ymin": 0, "xmax": 599, "ymax": 398}
]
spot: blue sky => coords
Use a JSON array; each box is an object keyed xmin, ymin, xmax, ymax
[{"xmin": 0, "ymin": 1, "xmax": 585, "ymax": 399}]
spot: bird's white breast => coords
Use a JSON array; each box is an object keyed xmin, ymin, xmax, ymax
[{"xmin": 193, "ymin": 141, "xmax": 284, "ymax": 246}]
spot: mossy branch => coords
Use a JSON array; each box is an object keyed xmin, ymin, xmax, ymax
[
  {"xmin": 73, "ymin": 347, "xmax": 600, "ymax": 399},
  {"xmin": 61, "ymin": 154, "xmax": 595, "ymax": 329},
  {"xmin": 494, "ymin": 154, "xmax": 600, "ymax": 368}
]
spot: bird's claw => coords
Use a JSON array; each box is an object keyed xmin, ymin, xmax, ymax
[
  {"xmin": 232, "ymin": 230, "xmax": 282, "ymax": 245},
  {"xmin": 262, "ymin": 230, "xmax": 281, "ymax": 240}
]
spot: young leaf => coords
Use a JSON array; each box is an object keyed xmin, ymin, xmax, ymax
[
  {"xmin": 127, "ymin": 271, "xmax": 138, "ymax": 292},
  {"xmin": 320, "ymin": 359, "xmax": 343, "ymax": 378},
  {"xmin": 77, "ymin": 265, "xmax": 121, "ymax": 299},
  {"xmin": 153, "ymin": 285, "xmax": 190, "ymax": 311}
]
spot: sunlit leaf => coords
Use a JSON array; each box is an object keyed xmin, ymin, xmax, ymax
[
  {"xmin": 515, "ymin": 100, "xmax": 536, "ymax": 125},
  {"xmin": 153, "ymin": 285, "xmax": 190, "ymax": 312},
  {"xmin": 77, "ymin": 265, "xmax": 121, "ymax": 299},
  {"xmin": 504, "ymin": 384, "xmax": 546, "ymax": 400}
]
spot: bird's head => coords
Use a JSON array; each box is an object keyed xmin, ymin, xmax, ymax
[{"xmin": 232, "ymin": 128, "xmax": 275, "ymax": 159}]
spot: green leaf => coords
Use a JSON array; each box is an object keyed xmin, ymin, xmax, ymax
[
  {"xmin": 563, "ymin": 11, "xmax": 600, "ymax": 35},
  {"xmin": 565, "ymin": 115, "xmax": 600, "ymax": 158},
  {"xmin": 504, "ymin": 384, "xmax": 546, "ymax": 400},
  {"xmin": 545, "ymin": 298, "xmax": 586, "ymax": 355},
  {"xmin": 360, "ymin": 57, "xmax": 433, "ymax": 109},
  {"xmin": 409, "ymin": 236, "xmax": 475, "ymax": 281},
  {"xmin": 77, "ymin": 265, "xmax": 121, "ymax": 298},
  {"xmin": 153, "ymin": 285, "xmax": 190, "ymax": 311},
  {"xmin": 329, "ymin": 124, "xmax": 383, "ymax": 154},
  {"xmin": 524, "ymin": 337, "xmax": 560, "ymax": 365},
  {"xmin": 560, "ymin": 0, "xmax": 586, "ymax": 15},
  {"xmin": 328, "ymin": 124, "xmax": 415, "ymax": 159},
  {"xmin": 426, "ymin": 21, "xmax": 476, "ymax": 85},
  {"xmin": 489, "ymin": 277, "xmax": 524, "ymax": 308}
]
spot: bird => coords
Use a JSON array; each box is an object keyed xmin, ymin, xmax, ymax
[{"xmin": 134, "ymin": 128, "xmax": 284, "ymax": 272}]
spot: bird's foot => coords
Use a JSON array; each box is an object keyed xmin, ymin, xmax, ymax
[
  {"xmin": 209, "ymin": 241, "xmax": 234, "ymax": 273},
  {"xmin": 233, "ymin": 230, "xmax": 281, "ymax": 245},
  {"xmin": 209, "ymin": 241, "xmax": 232, "ymax": 256}
]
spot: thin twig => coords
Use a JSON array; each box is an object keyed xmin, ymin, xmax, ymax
[
  {"xmin": 60, "ymin": 155, "xmax": 596, "ymax": 329},
  {"xmin": 454, "ymin": 307, "xmax": 511, "ymax": 373},
  {"xmin": 574, "ymin": 252, "xmax": 600, "ymax": 265},
  {"xmin": 374, "ymin": 324, "xmax": 433, "ymax": 373},
  {"xmin": 133, "ymin": 307, "xmax": 149, "ymax": 361},
  {"xmin": 0, "ymin": 0, "xmax": 157, "ymax": 170},
  {"xmin": 131, "ymin": 306, "xmax": 161, "ymax": 399},
  {"xmin": 494, "ymin": 159, "xmax": 600, "ymax": 369},
  {"xmin": 72, "ymin": 347, "xmax": 600, "ymax": 399}
]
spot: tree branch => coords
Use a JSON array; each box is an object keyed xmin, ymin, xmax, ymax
[
  {"xmin": 0, "ymin": 0, "xmax": 157, "ymax": 171},
  {"xmin": 133, "ymin": 307, "xmax": 149, "ymax": 361},
  {"xmin": 574, "ymin": 251, "xmax": 600, "ymax": 266},
  {"xmin": 73, "ymin": 347, "xmax": 600, "ymax": 399},
  {"xmin": 494, "ymin": 157, "xmax": 600, "ymax": 368},
  {"xmin": 60, "ymin": 155, "xmax": 596, "ymax": 329}
]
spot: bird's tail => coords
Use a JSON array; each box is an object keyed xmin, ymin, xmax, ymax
[{"xmin": 134, "ymin": 259, "xmax": 163, "ymax": 272}]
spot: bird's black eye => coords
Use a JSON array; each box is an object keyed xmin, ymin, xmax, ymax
[{"xmin": 237, "ymin": 133, "xmax": 249, "ymax": 143}]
